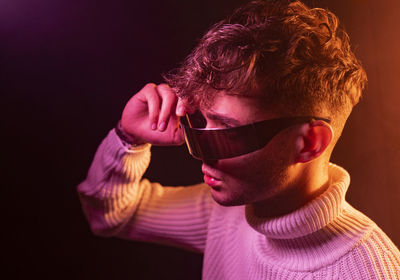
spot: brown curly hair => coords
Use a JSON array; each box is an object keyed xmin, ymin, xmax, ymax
[{"xmin": 164, "ymin": 0, "xmax": 367, "ymax": 125}]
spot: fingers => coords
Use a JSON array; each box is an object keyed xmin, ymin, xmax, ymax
[
  {"xmin": 135, "ymin": 83, "xmax": 189, "ymax": 143},
  {"xmin": 176, "ymin": 98, "xmax": 186, "ymax": 116},
  {"xmin": 121, "ymin": 83, "xmax": 190, "ymax": 146},
  {"xmin": 138, "ymin": 83, "xmax": 160, "ymax": 130},
  {"xmin": 156, "ymin": 84, "xmax": 177, "ymax": 131},
  {"xmin": 140, "ymin": 83, "xmax": 186, "ymax": 132}
]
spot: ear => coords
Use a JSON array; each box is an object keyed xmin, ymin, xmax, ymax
[{"xmin": 295, "ymin": 120, "xmax": 333, "ymax": 163}]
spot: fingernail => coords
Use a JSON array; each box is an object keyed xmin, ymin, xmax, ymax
[
  {"xmin": 151, "ymin": 122, "xmax": 157, "ymax": 130},
  {"xmin": 158, "ymin": 121, "xmax": 166, "ymax": 131}
]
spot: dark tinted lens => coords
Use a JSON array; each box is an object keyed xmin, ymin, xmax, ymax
[
  {"xmin": 187, "ymin": 110, "xmax": 207, "ymax": 128},
  {"xmin": 180, "ymin": 117, "xmax": 261, "ymax": 160},
  {"xmin": 180, "ymin": 115, "xmax": 330, "ymax": 160}
]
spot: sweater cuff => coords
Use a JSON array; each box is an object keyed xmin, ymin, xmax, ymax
[{"xmin": 110, "ymin": 128, "xmax": 151, "ymax": 153}]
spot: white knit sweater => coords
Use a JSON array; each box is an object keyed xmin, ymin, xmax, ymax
[{"xmin": 78, "ymin": 129, "xmax": 400, "ymax": 279}]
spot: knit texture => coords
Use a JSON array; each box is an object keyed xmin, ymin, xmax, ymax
[{"xmin": 78, "ymin": 129, "xmax": 400, "ymax": 279}]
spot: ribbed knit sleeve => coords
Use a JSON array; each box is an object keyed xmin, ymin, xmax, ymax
[
  {"xmin": 347, "ymin": 227, "xmax": 400, "ymax": 279},
  {"xmin": 77, "ymin": 129, "xmax": 214, "ymax": 253}
]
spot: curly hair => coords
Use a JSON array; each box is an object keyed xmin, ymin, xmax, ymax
[{"xmin": 164, "ymin": 0, "xmax": 367, "ymax": 122}]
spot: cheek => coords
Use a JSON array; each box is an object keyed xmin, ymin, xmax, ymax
[
  {"xmin": 218, "ymin": 140, "xmax": 292, "ymax": 186},
  {"xmin": 217, "ymin": 150, "xmax": 272, "ymax": 185}
]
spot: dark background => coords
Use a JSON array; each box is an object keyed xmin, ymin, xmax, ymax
[{"xmin": 2, "ymin": 0, "xmax": 399, "ymax": 279}]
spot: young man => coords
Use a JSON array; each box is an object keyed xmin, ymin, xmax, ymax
[{"xmin": 78, "ymin": 1, "xmax": 400, "ymax": 278}]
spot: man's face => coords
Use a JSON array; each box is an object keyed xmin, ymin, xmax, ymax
[{"xmin": 198, "ymin": 93, "xmax": 296, "ymax": 206}]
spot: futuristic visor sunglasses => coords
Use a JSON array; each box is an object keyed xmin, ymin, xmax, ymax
[{"xmin": 180, "ymin": 111, "xmax": 330, "ymax": 160}]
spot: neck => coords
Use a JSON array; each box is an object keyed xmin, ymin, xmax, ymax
[
  {"xmin": 249, "ymin": 161, "xmax": 330, "ymax": 218},
  {"xmin": 244, "ymin": 164, "xmax": 369, "ymax": 271}
]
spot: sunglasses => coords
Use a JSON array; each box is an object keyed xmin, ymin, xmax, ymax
[{"xmin": 180, "ymin": 111, "xmax": 330, "ymax": 160}]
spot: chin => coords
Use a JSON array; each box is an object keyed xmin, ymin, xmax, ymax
[{"xmin": 209, "ymin": 187, "xmax": 245, "ymax": 207}]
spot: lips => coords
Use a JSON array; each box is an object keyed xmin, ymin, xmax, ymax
[{"xmin": 202, "ymin": 165, "xmax": 222, "ymax": 187}]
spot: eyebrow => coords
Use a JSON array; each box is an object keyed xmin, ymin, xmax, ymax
[{"xmin": 205, "ymin": 111, "xmax": 241, "ymax": 126}]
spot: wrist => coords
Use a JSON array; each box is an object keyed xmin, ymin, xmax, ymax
[{"xmin": 115, "ymin": 120, "xmax": 145, "ymax": 147}]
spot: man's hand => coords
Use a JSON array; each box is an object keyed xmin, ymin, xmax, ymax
[{"xmin": 120, "ymin": 83, "xmax": 187, "ymax": 146}]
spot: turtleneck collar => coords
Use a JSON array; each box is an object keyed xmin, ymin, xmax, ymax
[
  {"xmin": 244, "ymin": 163, "xmax": 373, "ymax": 271},
  {"xmin": 245, "ymin": 163, "xmax": 350, "ymax": 239}
]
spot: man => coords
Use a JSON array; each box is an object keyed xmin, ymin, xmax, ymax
[{"xmin": 78, "ymin": 0, "xmax": 400, "ymax": 279}]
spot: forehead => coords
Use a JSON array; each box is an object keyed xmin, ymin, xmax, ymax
[{"xmin": 198, "ymin": 92, "xmax": 275, "ymax": 123}]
